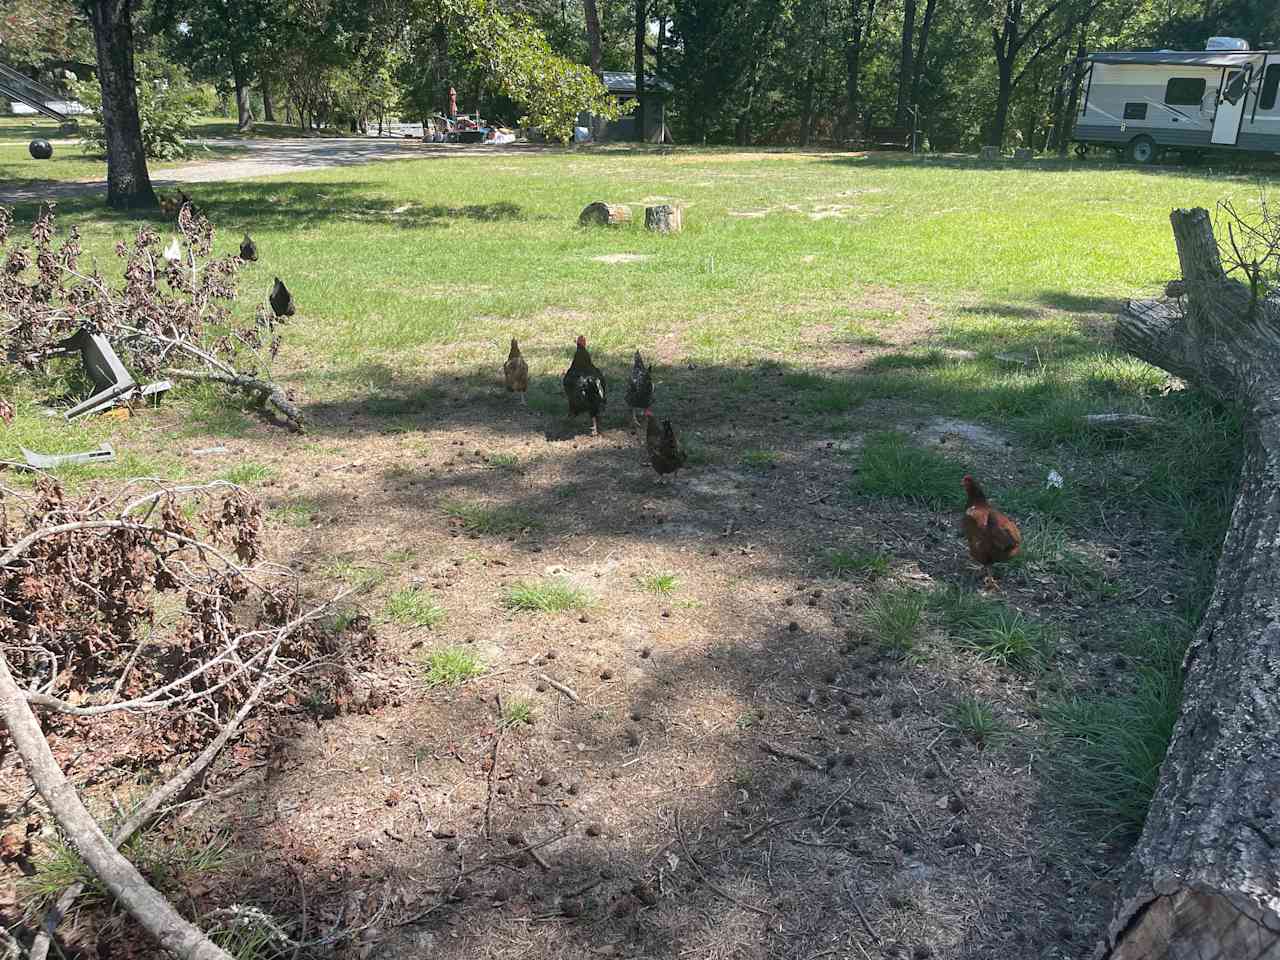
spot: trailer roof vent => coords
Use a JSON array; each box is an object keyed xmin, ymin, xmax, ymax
[{"xmin": 1206, "ymin": 37, "xmax": 1250, "ymax": 51}]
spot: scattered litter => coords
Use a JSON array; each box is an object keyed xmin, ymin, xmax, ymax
[
  {"xmin": 1046, "ymin": 470, "xmax": 1064, "ymax": 489},
  {"xmin": 191, "ymin": 445, "xmax": 231, "ymax": 456},
  {"xmin": 21, "ymin": 443, "xmax": 115, "ymax": 469},
  {"xmin": 52, "ymin": 329, "xmax": 137, "ymax": 420},
  {"xmin": 392, "ymin": 204, "xmax": 413, "ymax": 214}
]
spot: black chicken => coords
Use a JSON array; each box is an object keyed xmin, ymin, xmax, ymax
[
  {"xmin": 645, "ymin": 413, "xmax": 687, "ymax": 481},
  {"xmin": 562, "ymin": 335, "xmax": 606, "ymax": 436},
  {"xmin": 240, "ymin": 234, "xmax": 258, "ymax": 262},
  {"xmin": 269, "ymin": 277, "xmax": 296, "ymax": 318},
  {"xmin": 625, "ymin": 350, "xmax": 654, "ymax": 426}
]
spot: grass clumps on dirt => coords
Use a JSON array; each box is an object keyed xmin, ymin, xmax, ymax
[
  {"xmin": 855, "ymin": 431, "xmax": 963, "ymax": 509},
  {"xmin": 500, "ymin": 697, "xmax": 534, "ymax": 728},
  {"xmin": 740, "ymin": 448, "xmax": 780, "ymax": 469},
  {"xmin": 863, "ymin": 587, "xmax": 926, "ymax": 657},
  {"xmin": 220, "ymin": 461, "xmax": 273, "ymax": 485},
  {"xmin": 443, "ymin": 499, "xmax": 539, "ymax": 535},
  {"xmin": 1042, "ymin": 623, "xmax": 1188, "ymax": 836},
  {"xmin": 385, "ymin": 587, "xmax": 446, "ymax": 627},
  {"xmin": 639, "ymin": 571, "xmax": 680, "ymax": 595},
  {"xmin": 326, "ymin": 559, "xmax": 387, "ymax": 593},
  {"xmin": 948, "ymin": 695, "xmax": 1005, "ymax": 747},
  {"xmin": 422, "ymin": 646, "xmax": 485, "ymax": 686},
  {"xmin": 502, "ymin": 578, "xmax": 592, "ymax": 613},
  {"xmin": 827, "ymin": 547, "xmax": 890, "ymax": 578},
  {"xmin": 930, "ymin": 587, "xmax": 1052, "ymax": 670}
]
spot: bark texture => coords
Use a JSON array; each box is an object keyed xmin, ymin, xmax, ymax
[
  {"xmin": 644, "ymin": 204, "xmax": 683, "ymax": 233},
  {"xmin": 579, "ymin": 202, "xmax": 632, "ymax": 226},
  {"xmin": 1099, "ymin": 206, "xmax": 1280, "ymax": 959},
  {"xmin": 584, "ymin": 0, "xmax": 603, "ymax": 77},
  {"xmin": 86, "ymin": 0, "xmax": 155, "ymax": 209}
]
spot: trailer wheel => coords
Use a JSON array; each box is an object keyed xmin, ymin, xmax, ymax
[
  {"xmin": 1074, "ymin": 143, "xmax": 1088, "ymax": 159},
  {"xmin": 1125, "ymin": 135, "xmax": 1157, "ymax": 165}
]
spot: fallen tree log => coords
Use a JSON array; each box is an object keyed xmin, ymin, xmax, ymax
[
  {"xmin": 578, "ymin": 202, "xmax": 631, "ymax": 226},
  {"xmin": 1098, "ymin": 207, "xmax": 1280, "ymax": 958},
  {"xmin": 162, "ymin": 368, "xmax": 304, "ymax": 432},
  {"xmin": 1083, "ymin": 413, "xmax": 1164, "ymax": 433}
]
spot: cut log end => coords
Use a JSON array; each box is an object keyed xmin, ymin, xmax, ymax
[
  {"xmin": 644, "ymin": 204, "xmax": 683, "ymax": 234},
  {"xmin": 1100, "ymin": 889, "xmax": 1280, "ymax": 960},
  {"xmin": 579, "ymin": 202, "xmax": 631, "ymax": 227}
]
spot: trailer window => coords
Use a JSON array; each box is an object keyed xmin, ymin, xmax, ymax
[
  {"xmin": 1123, "ymin": 102, "xmax": 1148, "ymax": 120},
  {"xmin": 1165, "ymin": 77, "xmax": 1206, "ymax": 106},
  {"xmin": 1262, "ymin": 64, "xmax": 1280, "ymax": 110}
]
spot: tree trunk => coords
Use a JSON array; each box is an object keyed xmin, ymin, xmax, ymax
[
  {"xmin": 908, "ymin": 0, "xmax": 938, "ymax": 112},
  {"xmin": 584, "ymin": 0, "xmax": 603, "ymax": 77},
  {"xmin": 579, "ymin": 202, "xmax": 632, "ymax": 226},
  {"xmin": 260, "ymin": 72, "xmax": 276, "ymax": 122},
  {"xmin": 800, "ymin": 65, "xmax": 815, "ymax": 146},
  {"xmin": 635, "ymin": 0, "xmax": 646, "ymax": 141},
  {"xmin": 645, "ymin": 204, "xmax": 682, "ymax": 233},
  {"xmin": 1045, "ymin": 60, "xmax": 1068, "ymax": 152},
  {"xmin": 895, "ymin": 0, "xmax": 916, "ymax": 127},
  {"xmin": 841, "ymin": 0, "xmax": 876, "ymax": 140},
  {"xmin": 85, "ymin": 0, "xmax": 155, "ymax": 210},
  {"xmin": 233, "ymin": 63, "xmax": 253, "ymax": 131},
  {"xmin": 1058, "ymin": 32, "xmax": 1087, "ymax": 156},
  {"xmin": 989, "ymin": 62, "xmax": 1013, "ymax": 147},
  {"xmin": 1099, "ymin": 206, "xmax": 1280, "ymax": 960}
]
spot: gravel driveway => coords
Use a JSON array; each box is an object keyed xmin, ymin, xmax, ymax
[{"xmin": 0, "ymin": 136, "xmax": 519, "ymax": 204}]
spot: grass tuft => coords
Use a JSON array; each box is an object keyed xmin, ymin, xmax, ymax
[
  {"xmin": 827, "ymin": 548, "xmax": 890, "ymax": 578},
  {"xmin": 384, "ymin": 587, "xmax": 446, "ymax": 627},
  {"xmin": 443, "ymin": 499, "xmax": 539, "ymax": 535},
  {"xmin": 220, "ymin": 461, "xmax": 273, "ymax": 485},
  {"xmin": 948, "ymin": 696, "xmax": 1004, "ymax": 746},
  {"xmin": 863, "ymin": 587, "xmax": 926, "ymax": 656},
  {"xmin": 501, "ymin": 697, "xmax": 534, "ymax": 727},
  {"xmin": 502, "ymin": 578, "xmax": 592, "ymax": 613},
  {"xmin": 1042, "ymin": 623, "xmax": 1187, "ymax": 837},
  {"xmin": 740, "ymin": 448, "xmax": 780, "ymax": 469},
  {"xmin": 929, "ymin": 586, "xmax": 1051, "ymax": 670},
  {"xmin": 855, "ymin": 431, "xmax": 963, "ymax": 509},
  {"xmin": 422, "ymin": 646, "xmax": 485, "ymax": 686},
  {"xmin": 639, "ymin": 571, "xmax": 680, "ymax": 595}
]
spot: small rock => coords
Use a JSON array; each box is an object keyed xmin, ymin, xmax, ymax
[
  {"xmin": 948, "ymin": 795, "xmax": 966, "ymax": 814},
  {"xmin": 639, "ymin": 647, "xmax": 651, "ymax": 659},
  {"xmin": 579, "ymin": 614, "xmax": 590, "ymax": 624},
  {"xmin": 661, "ymin": 609, "xmax": 672, "ymax": 618},
  {"xmin": 585, "ymin": 823, "xmax": 603, "ymax": 837},
  {"xmin": 600, "ymin": 668, "xmax": 613, "ymax": 680},
  {"xmin": 537, "ymin": 772, "xmax": 552, "ymax": 787},
  {"xmin": 546, "ymin": 650, "xmax": 558, "ymax": 660},
  {"xmin": 568, "ymin": 782, "xmax": 581, "ymax": 796},
  {"xmin": 788, "ymin": 621, "xmax": 799, "ymax": 633}
]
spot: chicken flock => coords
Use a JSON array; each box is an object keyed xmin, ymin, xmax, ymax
[{"xmin": 503, "ymin": 337, "xmax": 1018, "ymax": 584}]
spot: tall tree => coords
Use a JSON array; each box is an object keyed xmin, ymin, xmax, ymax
[
  {"xmin": 984, "ymin": 0, "xmax": 1101, "ymax": 147},
  {"xmin": 840, "ymin": 0, "xmax": 877, "ymax": 139},
  {"xmin": 895, "ymin": 0, "xmax": 916, "ymax": 125},
  {"xmin": 635, "ymin": 0, "xmax": 646, "ymax": 139},
  {"xmin": 83, "ymin": 0, "xmax": 155, "ymax": 209},
  {"xmin": 907, "ymin": 0, "xmax": 939, "ymax": 117},
  {"xmin": 584, "ymin": 0, "xmax": 603, "ymax": 75}
]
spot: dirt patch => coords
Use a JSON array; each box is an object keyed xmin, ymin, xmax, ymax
[
  {"xmin": 592, "ymin": 253, "xmax": 652, "ymax": 264},
  {"xmin": 1, "ymin": 313, "xmax": 1176, "ymax": 960}
]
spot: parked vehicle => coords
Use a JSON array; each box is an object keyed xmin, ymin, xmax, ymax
[{"xmin": 1070, "ymin": 38, "xmax": 1280, "ymax": 163}]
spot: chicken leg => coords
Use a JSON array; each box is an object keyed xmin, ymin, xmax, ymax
[{"xmin": 591, "ymin": 415, "xmax": 600, "ymax": 437}]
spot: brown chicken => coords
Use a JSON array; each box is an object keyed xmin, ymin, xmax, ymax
[
  {"xmin": 961, "ymin": 475, "xmax": 1021, "ymax": 587},
  {"xmin": 503, "ymin": 338, "xmax": 529, "ymax": 403},
  {"xmin": 646, "ymin": 413, "xmax": 687, "ymax": 482}
]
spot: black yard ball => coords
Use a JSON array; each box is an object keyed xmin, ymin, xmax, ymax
[{"xmin": 29, "ymin": 139, "xmax": 53, "ymax": 160}]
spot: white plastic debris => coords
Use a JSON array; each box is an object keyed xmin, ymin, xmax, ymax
[
  {"xmin": 162, "ymin": 237, "xmax": 181, "ymax": 262},
  {"xmin": 1046, "ymin": 470, "xmax": 1064, "ymax": 489}
]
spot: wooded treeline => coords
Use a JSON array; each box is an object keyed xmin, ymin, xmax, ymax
[{"xmin": 3, "ymin": 0, "xmax": 1279, "ymax": 149}]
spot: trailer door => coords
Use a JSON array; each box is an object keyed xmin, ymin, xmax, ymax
[{"xmin": 1212, "ymin": 67, "xmax": 1251, "ymax": 144}]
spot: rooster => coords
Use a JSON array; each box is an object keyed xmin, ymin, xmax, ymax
[
  {"xmin": 961, "ymin": 475, "xmax": 1021, "ymax": 588},
  {"xmin": 269, "ymin": 277, "xmax": 296, "ymax": 318},
  {"xmin": 159, "ymin": 190, "xmax": 196, "ymax": 219},
  {"xmin": 625, "ymin": 350, "xmax": 654, "ymax": 426},
  {"xmin": 562, "ymin": 335, "xmax": 606, "ymax": 436},
  {"xmin": 240, "ymin": 234, "xmax": 258, "ymax": 262},
  {"xmin": 646, "ymin": 413, "xmax": 687, "ymax": 482},
  {"xmin": 503, "ymin": 338, "xmax": 529, "ymax": 403}
]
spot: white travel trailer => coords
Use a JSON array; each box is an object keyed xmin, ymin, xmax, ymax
[{"xmin": 1071, "ymin": 41, "xmax": 1280, "ymax": 163}]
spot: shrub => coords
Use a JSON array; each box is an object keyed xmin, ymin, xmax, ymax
[{"xmin": 72, "ymin": 54, "xmax": 207, "ymax": 161}]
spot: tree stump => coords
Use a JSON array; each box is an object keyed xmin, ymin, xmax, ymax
[
  {"xmin": 1097, "ymin": 207, "xmax": 1280, "ymax": 959},
  {"xmin": 979, "ymin": 145, "xmax": 1001, "ymax": 162},
  {"xmin": 644, "ymin": 204, "xmax": 683, "ymax": 234},
  {"xmin": 579, "ymin": 202, "xmax": 632, "ymax": 227}
]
